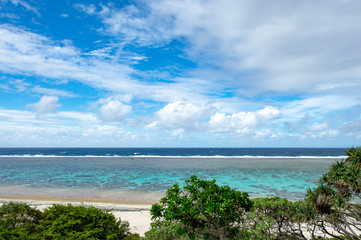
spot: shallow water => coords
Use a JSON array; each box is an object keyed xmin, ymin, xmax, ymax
[{"xmin": 0, "ymin": 157, "xmax": 340, "ymax": 201}]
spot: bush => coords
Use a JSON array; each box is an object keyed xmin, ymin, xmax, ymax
[
  {"xmin": 150, "ymin": 175, "xmax": 253, "ymax": 240},
  {"xmin": 0, "ymin": 202, "xmax": 136, "ymax": 240},
  {"xmin": 38, "ymin": 204, "xmax": 131, "ymax": 239},
  {"xmin": 0, "ymin": 201, "xmax": 43, "ymax": 239},
  {"xmin": 145, "ymin": 220, "xmax": 192, "ymax": 240},
  {"xmin": 244, "ymin": 197, "xmax": 316, "ymax": 240}
]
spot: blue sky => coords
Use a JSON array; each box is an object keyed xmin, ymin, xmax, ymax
[{"xmin": 0, "ymin": 0, "xmax": 360, "ymax": 147}]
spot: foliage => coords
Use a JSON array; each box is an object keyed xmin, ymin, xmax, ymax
[
  {"xmin": 243, "ymin": 197, "xmax": 319, "ymax": 240},
  {"xmin": 0, "ymin": 202, "xmax": 136, "ymax": 240},
  {"xmin": 122, "ymin": 233, "xmax": 144, "ymax": 240},
  {"xmin": 245, "ymin": 197, "xmax": 299, "ymax": 239},
  {"xmin": 150, "ymin": 175, "xmax": 253, "ymax": 240},
  {"xmin": 0, "ymin": 201, "xmax": 43, "ymax": 239},
  {"xmin": 144, "ymin": 220, "xmax": 192, "ymax": 240},
  {"xmin": 38, "ymin": 204, "xmax": 131, "ymax": 239}
]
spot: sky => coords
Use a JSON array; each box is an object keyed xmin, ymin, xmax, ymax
[{"xmin": 0, "ymin": 0, "xmax": 361, "ymax": 147}]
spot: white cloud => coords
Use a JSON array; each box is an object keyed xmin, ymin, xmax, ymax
[
  {"xmin": 74, "ymin": 4, "xmax": 97, "ymax": 15},
  {"xmin": 27, "ymin": 95, "xmax": 60, "ymax": 114},
  {"xmin": 9, "ymin": 0, "xmax": 40, "ymax": 16},
  {"xmin": 96, "ymin": 96, "xmax": 132, "ymax": 122},
  {"xmin": 282, "ymin": 95, "xmax": 359, "ymax": 120},
  {"xmin": 208, "ymin": 106, "xmax": 280, "ymax": 134},
  {"xmin": 31, "ymin": 86, "xmax": 77, "ymax": 97},
  {"xmin": 148, "ymin": 101, "xmax": 210, "ymax": 130},
  {"xmin": 82, "ymin": 125, "xmax": 134, "ymax": 138},
  {"xmin": 9, "ymin": 79, "xmax": 30, "ymax": 92},
  {"xmin": 0, "ymin": 82, "xmax": 10, "ymax": 90},
  {"xmin": 0, "ymin": 24, "xmax": 210, "ymax": 104},
  {"xmin": 257, "ymin": 106, "xmax": 280, "ymax": 119},
  {"xmin": 0, "ymin": 109, "xmax": 119, "ymax": 146},
  {"xmin": 309, "ymin": 122, "xmax": 329, "ymax": 132},
  {"xmin": 147, "ymin": 103, "xmax": 281, "ymax": 138},
  {"xmin": 0, "ymin": 24, "xmax": 138, "ymax": 95}
]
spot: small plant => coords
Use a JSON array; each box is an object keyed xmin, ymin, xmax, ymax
[{"xmin": 145, "ymin": 220, "xmax": 191, "ymax": 240}]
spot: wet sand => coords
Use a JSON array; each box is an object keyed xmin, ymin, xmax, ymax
[{"xmin": 0, "ymin": 185, "xmax": 163, "ymax": 205}]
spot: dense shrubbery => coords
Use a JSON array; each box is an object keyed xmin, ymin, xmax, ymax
[
  {"xmin": 150, "ymin": 175, "xmax": 252, "ymax": 240},
  {"xmin": 0, "ymin": 202, "xmax": 139, "ymax": 240},
  {"xmin": 0, "ymin": 201, "xmax": 43, "ymax": 239},
  {"xmin": 1, "ymin": 146, "xmax": 360, "ymax": 239}
]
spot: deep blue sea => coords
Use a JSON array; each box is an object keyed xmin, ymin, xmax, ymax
[
  {"xmin": 0, "ymin": 147, "xmax": 347, "ymax": 157},
  {"xmin": 0, "ymin": 148, "xmax": 347, "ymax": 202}
]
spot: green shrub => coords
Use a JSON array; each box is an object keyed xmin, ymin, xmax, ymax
[
  {"xmin": 0, "ymin": 202, "xmax": 135, "ymax": 240},
  {"xmin": 145, "ymin": 220, "xmax": 192, "ymax": 240},
  {"xmin": 244, "ymin": 197, "xmax": 314, "ymax": 240},
  {"xmin": 0, "ymin": 201, "xmax": 43, "ymax": 239},
  {"xmin": 38, "ymin": 204, "xmax": 130, "ymax": 239},
  {"xmin": 150, "ymin": 175, "xmax": 253, "ymax": 240}
]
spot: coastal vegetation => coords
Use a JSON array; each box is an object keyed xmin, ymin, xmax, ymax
[
  {"xmin": 1, "ymin": 146, "xmax": 360, "ymax": 239},
  {"xmin": 0, "ymin": 202, "xmax": 138, "ymax": 239}
]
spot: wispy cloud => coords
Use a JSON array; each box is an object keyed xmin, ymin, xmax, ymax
[
  {"xmin": 0, "ymin": 24, "xmax": 208, "ymax": 103},
  {"xmin": 31, "ymin": 86, "xmax": 78, "ymax": 97},
  {"xmin": 8, "ymin": 0, "xmax": 40, "ymax": 16},
  {"xmin": 89, "ymin": 0, "xmax": 361, "ymax": 96}
]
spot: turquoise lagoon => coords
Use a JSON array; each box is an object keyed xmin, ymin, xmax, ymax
[{"xmin": 0, "ymin": 156, "xmax": 341, "ymax": 202}]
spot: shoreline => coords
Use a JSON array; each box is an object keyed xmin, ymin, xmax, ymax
[{"xmin": 0, "ymin": 193, "xmax": 160, "ymax": 205}]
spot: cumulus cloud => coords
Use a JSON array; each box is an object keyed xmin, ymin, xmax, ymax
[
  {"xmin": 28, "ymin": 95, "xmax": 60, "ymax": 114},
  {"xmin": 147, "ymin": 103, "xmax": 281, "ymax": 138},
  {"xmin": 208, "ymin": 106, "xmax": 280, "ymax": 134},
  {"xmin": 257, "ymin": 106, "xmax": 280, "ymax": 119},
  {"xmin": 147, "ymin": 101, "xmax": 210, "ymax": 130},
  {"xmin": 0, "ymin": 109, "xmax": 134, "ymax": 147},
  {"xmin": 95, "ymin": 96, "xmax": 132, "ymax": 122}
]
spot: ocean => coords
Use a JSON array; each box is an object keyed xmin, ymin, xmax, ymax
[{"xmin": 0, "ymin": 148, "xmax": 347, "ymax": 203}]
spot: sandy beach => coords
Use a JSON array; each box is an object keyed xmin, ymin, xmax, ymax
[{"xmin": 0, "ymin": 197, "xmax": 153, "ymax": 236}]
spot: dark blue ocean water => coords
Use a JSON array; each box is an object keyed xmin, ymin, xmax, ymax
[
  {"xmin": 0, "ymin": 148, "xmax": 347, "ymax": 201},
  {"xmin": 0, "ymin": 148, "xmax": 347, "ymax": 157}
]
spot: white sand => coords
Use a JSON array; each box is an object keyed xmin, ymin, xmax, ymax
[{"xmin": 0, "ymin": 198, "xmax": 152, "ymax": 236}]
